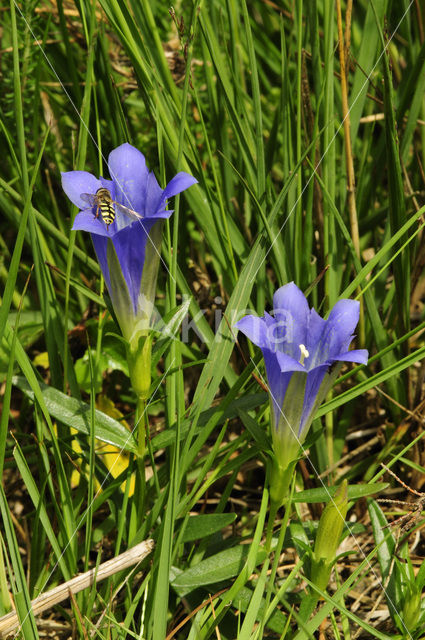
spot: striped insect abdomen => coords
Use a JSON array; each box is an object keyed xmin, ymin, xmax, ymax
[
  {"xmin": 96, "ymin": 188, "xmax": 115, "ymax": 226},
  {"xmin": 99, "ymin": 200, "xmax": 115, "ymax": 225}
]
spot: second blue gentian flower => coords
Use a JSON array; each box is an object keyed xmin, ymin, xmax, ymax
[{"xmin": 235, "ymin": 282, "xmax": 368, "ymax": 505}]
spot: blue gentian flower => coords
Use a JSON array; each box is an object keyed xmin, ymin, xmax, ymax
[
  {"xmin": 61, "ymin": 143, "xmax": 197, "ymax": 340},
  {"xmin": 235, "ymin": 282, "xmax": 368, "ymax": 501}
]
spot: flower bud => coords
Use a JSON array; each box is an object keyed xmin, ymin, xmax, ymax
[{"xmin": 311, "ymin": 480, "xmax": 348, "ymax": 592}]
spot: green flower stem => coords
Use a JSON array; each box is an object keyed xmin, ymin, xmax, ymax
[
  {"xmin": 128, "ymin": 333, "xmax": 153, "ymax": 402},
  {"xmin": 127, "ymin": 331, "xmax": 153, "ymax": 460},
  {"xmin": 265, "ymin": 499, "xmax": 279, "ymax": 553},
  {"xmin": 136, "ymin": 397, "xmax": 147, "ymax": 459},
  {"xmin": 266, "ymin": 458, "xmax": 297, "ymax": 552},
  {"xmin": 269, "ymin": 458, "xmax": 297, "ymax": 511},
  {"xmin": 133, "ymin": 399, "xmax": 147, "ymax": 528}
]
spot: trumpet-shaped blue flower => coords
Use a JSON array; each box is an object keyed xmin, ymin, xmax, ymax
[
  {"xmin": 62, "ymin": 143, "xmax": 197, "ymax": 340},
  {"xmin": 235, "ymin": 282, "xmax": 368, "ymax": 489}
]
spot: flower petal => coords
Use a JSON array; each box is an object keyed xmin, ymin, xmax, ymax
[
  {"xmin": 275, "ymin": 351, "xmax": 307, "ymax": 373},
  {"xmin": 327, "ymin": 299, "xmax": 360, "ymax": 341},
  {"xmin": 148, "ymin": 209, "xmax": 174, "ymax": 221},
  {"xmin": 328, "ymin": 349, "xmax": 368, "ymax": 365},
  {"xmin": 91, "ymin": 234, "xmax": 110, "ymax": 290},
  {"xmin": 143, "ymin": 171, "xmax": 164, "ymax": 216},
  {"xmin": 111, "ymin": 218, "xmax": 159, "ymax": 314},
  {"xmin": 299, "ymin": 365, "xmax": 330, "ymax": 435},
  {"xmin": 72, "ymin": 210, "xmax": 109, "ymax": 236},
  {"xmin": 108, "ymin": 143, "xmax": 148, "ymax": 213},
  {"xmin": 311, "ymin": 299, "xmax": 360, "ymax": 364},
  {"xmin": 263, "ymin": 350, "xmax": 293, "ymax": 429},
  {"xmin": 305, "ymin": 308, "xmax": 326, "ymax": 365},
  {"xmin": 234, "ymin": 315, "xmax": 268, "ymax": 349},
  {"xmin": 272, "ymin": 282, "xmax": 309, "ymax": 359},
  {"xmin": 61, "ymin": 171, "xmax": 102, "ymax": 209},
  {"xmin": 158, "ymin": 172, "xmax": 198, "ymax": 209}
]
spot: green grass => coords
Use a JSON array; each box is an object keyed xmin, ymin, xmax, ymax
[{"xmin": 1, "ymin": 0, "xmax": 425, "ymax": 638}]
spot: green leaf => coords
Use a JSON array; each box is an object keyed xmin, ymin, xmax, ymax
[
  {"xmin": 0, "ymin": 482, "xmax": 38, "ymax": 639},
  {"xmin": 317, "ymin": 343, "xmax": 425, "ymax": 419},
  {"xmin": 230, "ymin": 586, "xmax": 288, "ymax": 634},
  {"xmin": 178, "ymin": 513, "xmax": 237, "ymax": 543},
  {"xmin": 151, "ymin": 297, "xmax": 192, "ymax": 367},
  {"xmin": 13, "ymin": 376, "xmax": 137, "ymax": 453},
  {"xmin": 74, "ymin": 345, "xmax": 129, "ymax": 394},
  {"xmin": 171, "ymin": 544, "xmax": 267, "ymax": 593},
  {"xmin": 292, "ymin": 483, "xmax": 388, "ymax": 504},
  {"xmin": 13, "ymin": 441, "xmax": 72, "ymax": 581},
  {"xmin": 349, "ymin": 0, "xmax": 388, "ymax": 141},
  {"xmin": 151, "ymin": 390, "xmax": 267, "ymax": 453},
  {"xmin": 368, "ymin": 499, "xmax": 403, "ymax": 625},
  {"xmin": 238, "ymin": 408, "xmax": 270, "ymax": 451}
]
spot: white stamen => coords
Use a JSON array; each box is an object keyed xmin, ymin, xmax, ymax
[{"xmin": 299, "ymin": 344, "xmax": 309, "ymax": 365}]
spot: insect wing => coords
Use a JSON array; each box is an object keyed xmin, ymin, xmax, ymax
[
  {"xmin": 80, "ymin": 193, "xmax": 98, "ymax": 207},
  {"xmin": 114, "ymin": 202, "xmax": 143, "ymax": 221},
  {"xmin": 79, "ymin": 193, "xmax": 142, "ymax": 223}
]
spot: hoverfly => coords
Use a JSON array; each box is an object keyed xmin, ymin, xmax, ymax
[{"xmin": 80, "ymin": 188, "xmax": 142, "ymax": 231}]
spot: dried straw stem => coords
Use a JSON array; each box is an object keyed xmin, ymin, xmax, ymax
[
  {"xmin": 0, "ymin": 539, "xmax": 154, "ymax": 638},
  {"xmin": 336, "ymin": 0, "xmax": 364, "ymax": 345}
]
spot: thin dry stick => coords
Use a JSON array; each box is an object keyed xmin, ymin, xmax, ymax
[
  {"xmin": 344, "ymin": 0, "xmax": 353, "ymax": 60},
  {"xmin": 335, "ymin": 0, "xmax": 365, "ymax": 346},
  {"xmin": 165, "ymin": 589, "xmax": 228, "ymax": 640},
  {"xmin": 0, "ymin": 540, "xmax": 154, "ymax": 639},
  {"xmin": 209, "ymin": 592, "xmax": 222, "ymax": 640},
  {"xmin": 318, "ymin": 434, "xmax": 382, "ymax": 479},
  {"xmin": 336, "ymin": 0, "xmax": 360, "ymax": 258},
  {"xmin": 69, "ymin": 589, "xmax": 90, "ymax": 640}
]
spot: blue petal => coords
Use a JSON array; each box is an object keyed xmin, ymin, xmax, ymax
[
  {"xmin": 299, "ymin": 365, "xmax": 330, "ymax": 434},
  {"xmin": 263, "ymin": 350, "xmax": 294, "ymax": 430},
  {"xmin": 91, "ymin": 234, "xmax": 110, "ymax": 290},
  {"xmin": 62, "ymin": 171, "xmax": 102, "ymax": 209},
  {"xmin": 275, "ymin": 351, "xmax": 307, "ymax": 373},
  {"xmin": 272, "ymin": 282, "xmax": 309, "ymax": 359},
  {"xmin": 111, "ymin": 218, "xmax": 159, "ymax": 314},
  {"xmin": 158, "ymin": 172, "xmax": 198, "ymax": 209},
  {"xmin": 234, "ymin": 315, "xmax": 268, "ymax": 349},
  {"xmin": 108, "ymin": 143, "xmax": 148, "ymax": 213},
  {"xmin": 305, "ymin": 308, "xmax": 326, "ymax": 362},
  {"xmin": 72, "ymin": 210, "xmax": 109, "ymax": 236},
  {"xmin": 148, "ymin": 208, "xmax": 174, "ymax": 221},
  {"xmin": 310, "ymin": 299, "xmax": 360, "ymax": 364},
  {"xmin": 143, "ymin": 171, "xmax": 164, "ymax": 216},
  {"xmin": 328, "ymin": 349, "xmax": 368, "ymax": 365},
  {"xmin": 327, "ymin": 299, "xmax": 360, "ymax": 350}
]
